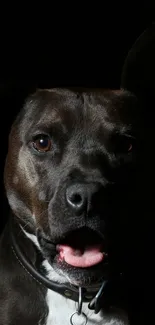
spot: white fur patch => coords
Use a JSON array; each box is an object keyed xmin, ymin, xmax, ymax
[
  {"xmin": 44, "ymin": 288, "xmax": 129, "ymax": 325},
  {"xmin": 21, "ymin": 227, "xmax": 41, "ymax": 250},
  {"xmin": 42, "ymin": 260, "xmax": 70, "ymax": 284}
]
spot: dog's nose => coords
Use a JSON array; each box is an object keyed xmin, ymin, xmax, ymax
[{"xmin": 66, "ymin": 183, "xmax": 99, "ymax": 215}]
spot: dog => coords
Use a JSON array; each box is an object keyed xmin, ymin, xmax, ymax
[{"xmin": 0, "ymin": 87, "xmax": 140, "ymax": 324}]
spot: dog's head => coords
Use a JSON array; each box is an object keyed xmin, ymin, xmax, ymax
[{"xmin": 4, "ymin": 88, "xmax": 140, "ymax": 287}]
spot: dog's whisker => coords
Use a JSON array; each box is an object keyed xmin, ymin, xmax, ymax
[
  {"xmin": 17, "ymin": 220, "xmax": 32, "ymax": 237},
  {"xmin": 17, "ymin": 209, "xmax": 49, "ymax": 237}
]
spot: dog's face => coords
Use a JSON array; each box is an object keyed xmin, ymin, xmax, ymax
[{"xmin": 4, "ymin": 88, "xmax": 139, "ymax": 287}]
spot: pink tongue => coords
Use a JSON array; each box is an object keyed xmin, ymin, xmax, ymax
[{"xmin": 58, "ymin": 244, "xmax": 104, "ymax": 268}]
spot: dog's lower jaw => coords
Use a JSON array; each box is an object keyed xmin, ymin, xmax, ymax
[
  {"xmin": 22, "ymin": 227, "xmax": 129, "ymax": 325},
  {"xmin": 22, "ymin": 226, "xmax": 104, "ymax": 287}
]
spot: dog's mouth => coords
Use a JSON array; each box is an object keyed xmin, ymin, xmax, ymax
[
  {"xmin": 38, "ymin": 227, "xmax": 110, "ymax": 285},
  {"xmin": 55, "ymin": 228, "xmax": 107, "ymax": 269}
]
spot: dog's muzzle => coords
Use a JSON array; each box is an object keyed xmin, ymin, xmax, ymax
[{"xmin": 10, "ymin": 218, "xmax": 124, "ymax": 316}]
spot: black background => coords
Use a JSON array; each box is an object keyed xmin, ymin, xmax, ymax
[{"xmin": 1, "ymin": 4, "xmax": 155, "ymax": 231}]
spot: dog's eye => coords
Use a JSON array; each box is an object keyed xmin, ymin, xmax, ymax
[{"xmin": 32, "ymin": 135, "xmax": 52, "ymax": 153}]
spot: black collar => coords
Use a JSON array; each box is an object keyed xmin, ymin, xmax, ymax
[{"xmin": 10, "ymin": 218, "xmax": 123, "ymax": 314}]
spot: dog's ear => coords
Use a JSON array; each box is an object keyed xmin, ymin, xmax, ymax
[{"xmin": 121, "ymin": 23, "xmax": 155, "ymax": 101}]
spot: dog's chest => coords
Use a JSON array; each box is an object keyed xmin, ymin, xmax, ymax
[{"xmin": 43, "ymin": 289, "xmax": 129, "ymax": 325}]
